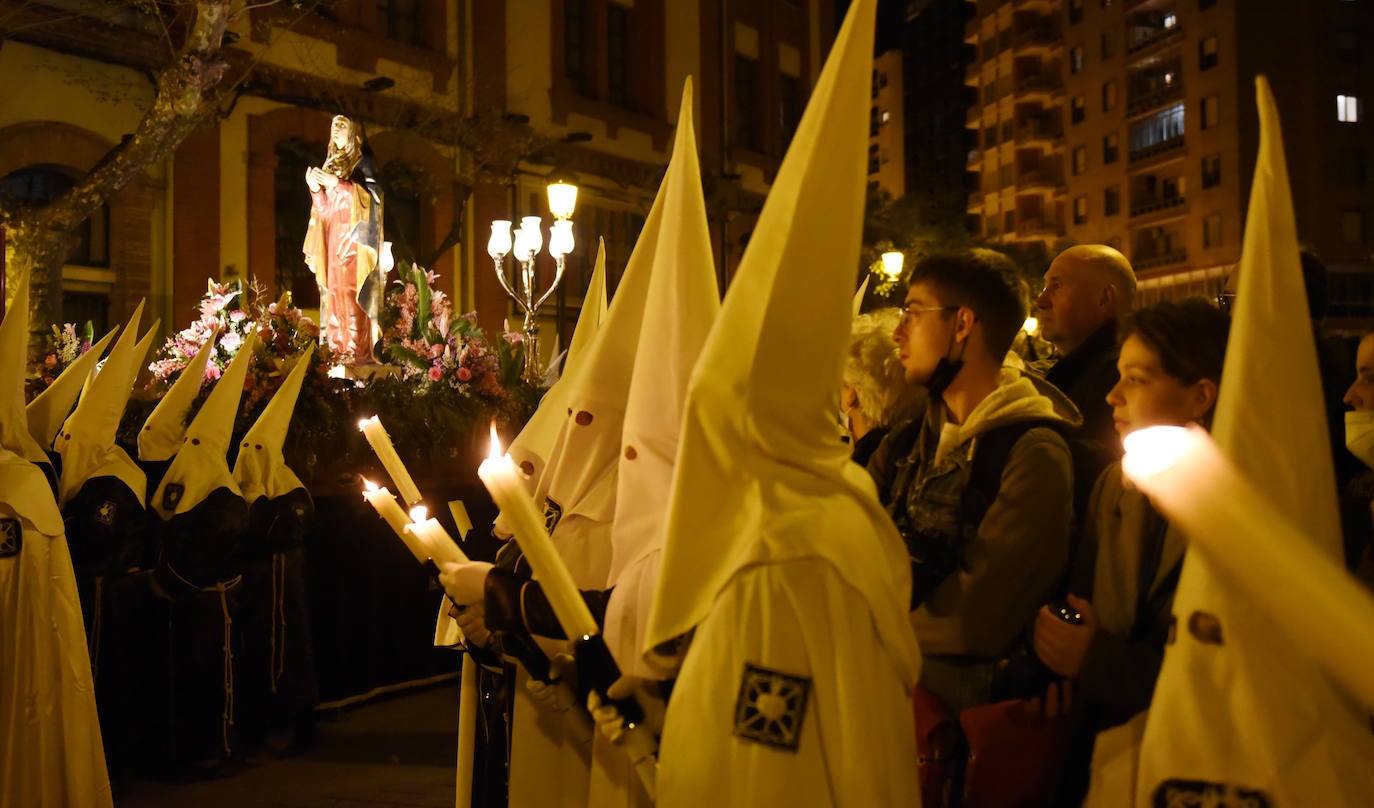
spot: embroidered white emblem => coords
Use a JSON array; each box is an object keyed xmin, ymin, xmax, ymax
[{"xmin": 733, "ymin": 663, "xmax": 811, "ymax": 751}]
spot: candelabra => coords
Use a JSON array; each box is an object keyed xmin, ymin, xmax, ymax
[{"xmin": 488, "ymin": 181, "xmax": 578, "ymax": 385}]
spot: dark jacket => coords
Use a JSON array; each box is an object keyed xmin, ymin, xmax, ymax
[{"xmin": 1038, "ymin": 320, "xmax": 1123, "ymax": 516}]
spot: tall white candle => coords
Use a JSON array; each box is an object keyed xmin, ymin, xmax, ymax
[
  {"xmin": 449, "ymin": 500, "xmax": 474, "ymax": 540},
  {"xmin": 362, "ymin": 479, "xmax": 428, "ymax": 564},
  {"xmin": 1122, "ymin": 424, "xmax": 1374, "ymax": 711},
  {"xmin": 455, "ymin": 657, "xmax": 477, "ymax": 808},
  {"xmin": 358, "ymin": 415, "xmax": 423, "ymax": 506},
  {"xmin": 476, "ymin": 424, "xmax": 599, "ymax": 640}
]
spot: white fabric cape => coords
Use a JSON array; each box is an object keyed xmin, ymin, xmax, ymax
[
  {"xmin": 0, "ymin": 451, "xmax": 113, "ymax": 808},
  {"xmin": 646, "ymin": 0, "xmax": 920, "ymax": 799}
]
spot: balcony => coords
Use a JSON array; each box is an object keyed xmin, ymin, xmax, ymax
[
  {"xmin": 1016, "ymin": 121, "xmax": 1064, "ymax": 146},
  {"xmin": 1128, "ymin": 22, "xmax": 1182, "ymax": 56},
  {"xmin": 1126, "ymin": 83, "xmax": 1184, "ymax": 118},
  {"xmin": 1018, "ymin": 217, "xmax": 1066, "ymax": 238},
  {"xmin": 1016, "ymin": 75, "xmax": 1064, "ymax": 102},
  {"xmin": 966, "ymin": 60, "xmax": 983, "ymax": 87},
  {"xmin": 1014, "ymin": 26, "xmax": 1062, "ymax": 54},
  {"xmin": 1129, "ymin": 134, "xmax": 1185, "ymax": 165},
  {"xmin": 1129, "ymin": 195, "xmax": 1187, "ymax": 218},
  {"xmin": 1134, "ymin": 249, "xmax": 1188, "ymax": 270},
  {"xmin": 1016, "ymin": 168, "xmax": 1065, "ymax": 192},
  {"xmin": 968, "ymin": 193, "xmax": 985, "ymax": 212}
]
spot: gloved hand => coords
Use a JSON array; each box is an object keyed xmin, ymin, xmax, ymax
[
  {"xmin": 588, "ymin": 675, "xmax": 668, "ymax": 742},
  {"xmin": 526, "ymin": 653, "xmax": 578, "ymax": 714},
  {"xmin": 440, "ymin": 561, "xmax": 495, "ymax": 648}
]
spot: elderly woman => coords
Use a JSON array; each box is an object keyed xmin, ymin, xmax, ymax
[{"xmin": 842, "ymin": 308, "xmax": 925, "ymax": 465}]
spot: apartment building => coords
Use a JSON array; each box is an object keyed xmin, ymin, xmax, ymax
[
  {"xmin": 870, "ymin": 49, "xmax": 907, "ymax": 198},
  {"xmin": 964, "ymin": 0, "xmax": 1374, "ymax": 321}
]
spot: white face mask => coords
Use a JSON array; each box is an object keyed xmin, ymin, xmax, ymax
[{"xmin": 1345, "ymin": 410, "xmax": 1374, "ymax": 468}]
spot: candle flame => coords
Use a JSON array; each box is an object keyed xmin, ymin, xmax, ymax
[
  {"xmin": 361, "ymin": 477, "xmax": 378, "ymax": 492},
  {"xmin": 409, "ymin": 505, "xmax": 428, "ymax": 523},
  {"xmin": 358, "ymin": 417, "xmax": 373, "ymax": 431},
  {"xmin": 487, "ymin": 420, "xmax": 504, "ymax": 460},
  {"xmin": 1122, "ymin": 425, "xmax": 1195, "ymax": 480}
]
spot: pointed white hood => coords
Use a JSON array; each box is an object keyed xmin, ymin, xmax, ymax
[
  {"xmin": 644, "ymin": 0, "xmax": 920, "ymax": 686},
  {"xmin": 152, "ymin": 331, "xmax": 257, "ymax": 519},
  {"xmin": 138, "ymin": 334, "xmax": 216, "ymax": 462},
  {"xmin": 504, "ymin": 239, "xmax": 609, "ymax": 493},
  {"xmin": 0, "ymin": 270, "xmax": 49, "ymax": 466},
  {"xmin": 533, "ymin": 139, "xmax": 676, "ymax": 589},
  {"xmin": 602, "ymin": 79, "xmax": 720, "ymax": 676},
  {"xmin": 125, "ymin": 318, "xmax": 160, "ymax": 394},
  {"xmin": 56, "ymin": 301, "xmax": 147, "ymax": 506},
  {"xmin": 232, "ymin": 344, "xmax": 313, "ymax": 503},
  {"xmin": 26, "ymin": 327, "xmax": 116, "ymax": 453}
]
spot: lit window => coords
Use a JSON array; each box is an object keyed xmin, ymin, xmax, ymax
[
  {"xmin": 1071, "ymin": 46, "xmax": 1085, "ymax": 74},
  {"xmin": 1073, "ymin": 145, "xmax": 1087, "ymax": 174},
  {"xmin": 1338, "ymin": 95, "xmax": 1362, "ymax": 123},
  {"xmin": 881, "ymin": 110, "xmax": 891, "ymax": 124},
  {"xmin": 1103, "ymin": 132, "xmax": 1119, "ymax": 163},
  {"xmin": 1072, "ymin": 95, "xmax": 1087, "ymax": 124},
  {"xmin": 1163, "ymin": 12, "xmax": 1177, "ymax": 28},
  {"xmin": 1074, "ymin": 195, "xmax": 1088, "ymax": 225}
]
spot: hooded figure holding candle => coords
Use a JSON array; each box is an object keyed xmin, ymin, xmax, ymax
[
  {"xmin": 232, "ymin": 345, "xmax": 320, "ymax": 752},
  {"xmin": 638, "ymin": 0, "xmax": 922, "ymax": 802},
  {"xmin": 0, "ymin": 271, "xmax": 114, "ymax": 807}
]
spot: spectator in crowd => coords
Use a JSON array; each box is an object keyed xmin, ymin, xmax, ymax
[
  {"xmin": 842, "ymin": 308, "xmax": 925, "ymax": 465},
  {"xmin": 1341, "ymin": 331, "xmax": 1374, "ymax": 587},
  {"xmin": 1033, "ymin": 299, "xmax": 1229, "ymax": 802},
  {"xmin": 868, "ymin": 249, "xmax": 1077, "ymax": 713},
  {"xmin": 1032, "ymin": 244, "xmax": 1137, "ymax": 513}
]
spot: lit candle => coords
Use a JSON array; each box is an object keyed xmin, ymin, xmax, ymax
[
  {"xmin": 361, "ymin": 479, "xmax": 428, "ymax": 564},
  {"xmin": 358, "ymin": 415, "xmax": 423, "ymax": 506},
  {"xmin": 1122, "ymin": 424, "xmax": 1374, "ymax": 710},
  {"xmin": 406, "ymin": 505, "xmax": 470, "ymax": 567},
  {"xmin": 476, "ymin": 423, "xmax": 599, "ymax": 640},
  {"xmin": 455, "ymin": 659, "xmax": 478, "ymax": 808}
]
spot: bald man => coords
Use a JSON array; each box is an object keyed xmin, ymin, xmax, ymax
[{"xmin": 1033, "ymin": 245, "xmax": 1137, "ymax": 512}]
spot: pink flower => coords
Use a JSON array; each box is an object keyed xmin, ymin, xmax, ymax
[
  {"xmin": 229, "ymin": 310, "xmax": 247, "ymax": 323},
  {"xmin": 428, "ymin": 365, "xmax": 443, "ymax": 382},
  {"xmin": 205, "ymin": 364, "xmax": 222, "ymax": 382},
  {"xmin": 220, "ymin": 331, "xmax": 243, "ymax": 353},
  {"xmin": 457, "ymin": 366, "xmax": 472, "ymax": 382}
]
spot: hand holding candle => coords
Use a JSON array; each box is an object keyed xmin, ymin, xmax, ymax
[{"xmin": 358, "ymin": 415, "xmax": 423, "ymax": 506}]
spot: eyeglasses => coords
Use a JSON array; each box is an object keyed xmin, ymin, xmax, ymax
[{"xmin": 898, "ymin": 303, "xmax": 957, "ymax": 325}]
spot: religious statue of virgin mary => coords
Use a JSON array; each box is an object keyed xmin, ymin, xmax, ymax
[{"xmin": 303, "ymin": 114, "xmax": 385, "ymax": 363}]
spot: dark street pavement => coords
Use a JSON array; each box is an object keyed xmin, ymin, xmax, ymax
[{"xmin": 115, "ymin": 682, "xmax": 461, "ymax": 808}]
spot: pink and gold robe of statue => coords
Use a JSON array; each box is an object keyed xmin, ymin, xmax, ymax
[{"xmin": 304, "ymin": 179, "xmax": 381, "ymax": 363}]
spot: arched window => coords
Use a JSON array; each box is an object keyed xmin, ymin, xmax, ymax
[
  {"xmin": 274, "ymin": 138, "xmax": 320, "ymax": 309},
  {"xmin": 0, "ymin": 164, "xmax": 112, "ymax": 332}
]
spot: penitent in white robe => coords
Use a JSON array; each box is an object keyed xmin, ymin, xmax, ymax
[
  {"xmin": 658, "ymin": 554, "xmax": 920, "ymax": 808},
  {"xmin": 0, "ymin": 451, "xmax": 112, "ymax": 808}
]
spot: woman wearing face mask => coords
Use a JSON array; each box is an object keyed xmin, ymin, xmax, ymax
[
  {"xmin": 1031, "ymin": 298, "xmax": 1230, "ymax": 803},
  {"xmin": 1340, "ymin": 332, "xmax": 1374, "ymax": 587}
]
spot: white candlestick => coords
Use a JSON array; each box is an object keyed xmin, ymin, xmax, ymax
[
  {"xmin": 358, "ymin": 416, "xmax": 423, "ymax": 506},
  {"xmin": 362, "ymin": 480, "xmax": 428, "ymax": 564},
  {"xmin": 405, "ymin": 508, "xmax": 469, "ymax": 567},
  {"xmin": 449, "ymin": 500, "xmax": 474, "ymax": 540},
  {"xmin": 455, "ymin": 657, "xmax": 477, "ymax": 808},
  {"xmin": 1122, "ymin": 424, "xmax": 1374, "ymax": 711},
  {"xmin": 476, "ymin": 426, "xmax": 599, "ymax": 640}
]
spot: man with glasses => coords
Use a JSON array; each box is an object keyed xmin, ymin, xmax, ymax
[
  {"xmin": 1032, "ymin": 244, "xmax": 1137, "ymax": 513},
  {"xmin": 868, "ymin": 249, "xmax": 1078, "ymax": 713}
]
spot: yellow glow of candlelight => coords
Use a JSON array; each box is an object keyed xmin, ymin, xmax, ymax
[
  {"xmin": 1122, "ymin": 425, "xmax": 1196, "ymax": 480},
  {"xmin": 410, "ymin": 505, "xmax": 428, "ymax": 523},
  {"xmin": 362, "ymin": 477, "xmax": 378, "ymax": 493},
  {"xmin": 358, "ymin": 417, "xmax": 372, "ymax": 431},
  {"xmin": 487, "ymin": 421, "xmax": 502, "ymax": 460}
]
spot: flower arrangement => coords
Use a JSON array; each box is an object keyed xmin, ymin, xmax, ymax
[
  {"xmin": 26, "ymin": 321, "xmax": 95, "ymax": 397},
  {"xmin": 377, "ymin": 262, "xmax": 525, "ymax": 402},
  {"xmin": 147, "ymin": 277, "xmax": 338, "ymax": 410}
]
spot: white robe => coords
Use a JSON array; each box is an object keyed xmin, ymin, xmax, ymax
[
  {"xmin": 0, "ymin": 452, "xmax": 112, "ymax": 808},
  {"xmin": 658, "ymin": 556, "xmax": 920, "ymax": 807}
]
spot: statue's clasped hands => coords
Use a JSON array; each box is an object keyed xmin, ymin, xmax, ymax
[{"xmin": 305, "ymin": 166, "xmax": 340, "ymax": 193}]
